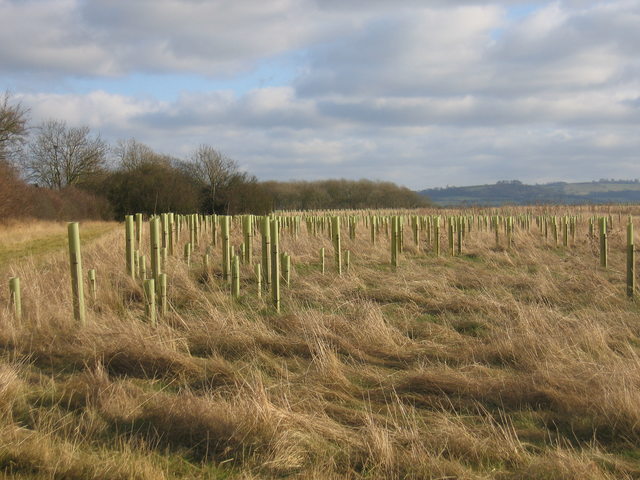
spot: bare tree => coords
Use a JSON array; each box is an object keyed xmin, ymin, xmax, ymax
[
  {"xmin": 25, "ymin": 120, "xmax": 108, "ymax": 189},
  {"xmin": 0, "ymin": 92, "xmax": 29, "ymax": 164},
  {"xmin": 189, "ymin": 144, "xmax": 239, "ymax": 213},
  {"xmin": 114, "ymin": 138, "xmax": 168, "ymax": 171}
]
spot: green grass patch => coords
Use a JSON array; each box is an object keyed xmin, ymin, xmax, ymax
[
  {"xmin": 415, "ymin": 312, "xmax": 442, "ymax": 324},
  {"xmin": 450, "ymin": 318, "xmax": 488, "ymax": 337}
]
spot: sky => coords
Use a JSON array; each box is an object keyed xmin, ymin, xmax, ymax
[{"xmin": 1, "ymin": 0, "xmax": 639, "ymax": 189}]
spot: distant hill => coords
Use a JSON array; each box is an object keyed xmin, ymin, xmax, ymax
[{"xmin": 419, "ymin": 180, "xmax": 640, "ymax": 206}]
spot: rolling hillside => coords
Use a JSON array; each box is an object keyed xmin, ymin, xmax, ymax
[{"xmin": 420, "ymin": 180, "xmax": 640, "ymax": 206}]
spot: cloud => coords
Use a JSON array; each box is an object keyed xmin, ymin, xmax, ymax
[
  {"xmin": 0, "ymin": 0, "xmax": 112, "ymax": 76},
  {"xmin": 297, "ymin": 5, "xmax": 505, "ymax": 98},
  {"xmin": 16, "ymin": 90, "xmax": 154, "ymax": 129},
  {"xmin": 298, "ymin": 1, "xmax": 640, "ymax": 98},
  {"xmin": 0, "ymin": 0, "xmax": 326, "ymax": 77},
  {"xmin": 316, "ymin": 90, "xmax": 640, "ymax": 127}
]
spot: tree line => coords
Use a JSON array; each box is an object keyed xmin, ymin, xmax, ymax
[
  {"xmin": 263, "ymin": 179, "xmax": 427, "ymax": 210},
  {"xmin": 1, "ymin": 93, "xmax": 428, "ymax": 221}
]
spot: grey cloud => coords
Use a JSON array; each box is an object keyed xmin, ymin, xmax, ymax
[
  {"xmin": 316, "ymin": 92, "xmax": 640, "ymax": 128},
  {"xmin": 297, "ymin": 1, "xmax": 640, "ymax": 98},
  {"xmin": 312, "ymin": 0, "xmax": 537, "ymax": 12},
  {"xmin": 490, "ymin": 3, "xmax": 640, "ymax": 67},
  {"xmin": 0, "ymin": 0, "xmax": 324, "ymax": 76},
  {"xmin": 296, "ymin": 6, "xmax": 503, "ymax": 98},
  {"xmin": 0, "ymin": 0, "xmax": 111, "ymax": 76},
  {"xmin": 132, "ymin": 88, "xmax": 325, "ymax": 131}
]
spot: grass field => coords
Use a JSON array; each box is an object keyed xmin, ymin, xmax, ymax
[
  {"xmin": 2, "ymin": 209, "xmax": 640, "ymax": 479},
  {"xmin": 0, "ymin": 221, "xmax": 118, "ymax": 269}
]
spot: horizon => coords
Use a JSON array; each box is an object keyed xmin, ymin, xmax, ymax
[{"xmin": 2, "ymin": 0, "xmax": 639, "ymax": 190}]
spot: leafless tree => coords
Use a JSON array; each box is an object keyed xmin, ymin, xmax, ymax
[
  {"xmin": 114, "ymin": 138, "xmax": 169, "ymax": 170},
  {"xmin": 25, "ymin": 120, "xmax": 108, "ymax": 189},
  {"xmin": 0, "ymin": 92, "xmax": 29, "ymax": 164},
  {"xmin": 189, "ymin": 144, "xmax": 239, "ymax": 213}
]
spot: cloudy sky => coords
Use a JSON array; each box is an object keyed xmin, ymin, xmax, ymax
[{"xmin": 1, "ymin": 0, "xmax": 639, "ymax": 189}]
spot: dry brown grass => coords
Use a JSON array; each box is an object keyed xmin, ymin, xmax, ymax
[
  {"xmin": 2, "ymin": 207, "xmax": 640, "ymax": 479},
  {"xmin": 0, "ymin": 220, "xmax": 117, "ymax": 270}
]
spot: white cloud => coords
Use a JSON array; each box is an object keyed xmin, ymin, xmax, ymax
[
  {"xmin": 16, "ymin": 90, "xmax": 156, "ymax": 130},
  {"xmin": 0, "ymin": 0, "xmax": 326, "ymax": 76}
]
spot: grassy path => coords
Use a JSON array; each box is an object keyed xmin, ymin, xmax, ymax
[{"xmin": 0, "ymin": 221, "xmax": 118, "ymax": 269}]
